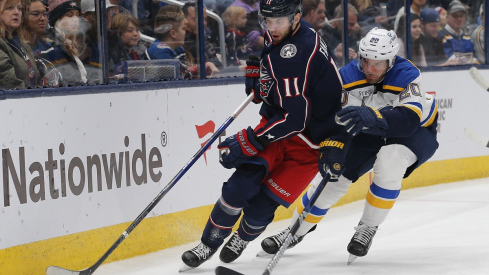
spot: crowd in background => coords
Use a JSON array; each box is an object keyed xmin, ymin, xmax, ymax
[{"xmin": 0, "ymin": 0, "xmax": 486, "ymax": 90}]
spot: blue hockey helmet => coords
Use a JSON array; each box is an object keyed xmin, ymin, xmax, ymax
[
  {"xmin": 259, "ymin": 0, "xmax": 302, "ymax": 30},
  {"xmin": 259, "ymin": 0, "xmax": 302, "ymax": 18}
]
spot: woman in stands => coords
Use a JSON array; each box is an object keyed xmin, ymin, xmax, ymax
[
  {"xmin": 397, "ymin": 13, "xmax": 427, "ymax": 67},
  {"xmin": 0, "ymin": 0, "xmax": 40, "ymax": 89},
  {"xmin": 19, "ymin": 0, "xmax": 61, "ymax": 87},
  {"xmin": 48, "ymin": 0, "xmax": 87, "ymax": 86},
  {"xmin": 107, "ymin": 13, "xmax": 142, "ymax": 80}
]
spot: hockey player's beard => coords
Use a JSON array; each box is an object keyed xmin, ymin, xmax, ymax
[{"xmin": 275, "ymin": 22, "xmax": 299, "ymax": 44}]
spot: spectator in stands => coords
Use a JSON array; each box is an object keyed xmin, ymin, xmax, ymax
[
  {"xmin": 438, "ymin": 0, "xmax": 478, "ymax": 64},
  {"xmin": 321, "ymin": 4, "xmax": 360, "ymax": 65},
  {"xmin": 394, "ymin": 0, "xmax": 426, "ymax": 34},
  {"xmin": 222, "ymin": 6, "xmax": 251, "ymax": 66},
  {"xmin": 313, "ymin": 0, "xmax": 328, "ymax": 32},
  {"xmin": 471, "ymin": 3, "xmax": 484, "ymax": 64},
  {"xmin": 419, "ymin": 8, "xmax": 453, "ymax": 66},
  {"xmin": 19, "ymin": 0, "xmax": 50, "ymax": 58},
  {"xmin": 230, "ymin": 0, "xmax": 263, "ymax": 54},
  {"xmin": 436, "ymin": 6, "xmax": 448, "ymax": 29},
  {"xmin": 19, "ymin": 0, "xmax": 62, "ymax": 87},
  {"xmin": 148, "ymin": 6, "xmax": 217, "ymax": 78},
  {"xmin": 147, "ymin": 7, "xmax": 187, "ymax": 60},
  {"xmin": 182, "ymin": 2, "xmax": 222, "ymax": 71},
  {"xmin": 397, "ymin": 13, "xmax": 427, "ymax": 67},
  {"xmin": 107, "ymin": 13, "xmax": 142, "ymax": 79},
  {"xmin": 48, "ymin": 0, "xmax": 89, "ymax": 86},
  {"xmin": 80, "ymin": 0, "xmax": 119, "ymax": 84},
  {"xmin": 301, "ymin": 0, "xmax": 319, "ymax": 26},
  {"xmin": 0, "ymin": 0, "xmax": 40, "ymax": 89}
]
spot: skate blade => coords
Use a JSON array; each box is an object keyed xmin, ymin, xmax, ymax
[
  {"xmin": 179, "ymin": 263, "xmax": 196, "ymax": 273},
  {"xmin": 256, "ymin": 249, "xmax": 273, "ymax": 257},
  {"xmin": 347, "ymin": 254, "xmax": 357, "ymax": 265}
]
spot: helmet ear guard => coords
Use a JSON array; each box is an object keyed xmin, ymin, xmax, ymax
[{"xmin": 357, "ymin": 27, "xmax": 399, "ymax": 71}]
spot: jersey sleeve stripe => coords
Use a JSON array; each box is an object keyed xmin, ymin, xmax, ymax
[
  {"xmin": 382, "ymin": 85, "xmax": 405, "ymax": 92},
  {"xmin": 343, "ymin": 79, "xmax": 367, "ymax": 89},
  {"xmin": 421, "ymin": 100, "xmax": 438, "ymax": 127}
]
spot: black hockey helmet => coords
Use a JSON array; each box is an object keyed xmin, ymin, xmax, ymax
[{"xmin": 259, "ymin": 0, "xmax": 302, "ymax": 18}]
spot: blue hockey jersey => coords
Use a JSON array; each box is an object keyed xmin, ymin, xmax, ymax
[
  {"xmin": 340, "ymin": 57, "xmax": 438, "ymax": 138},
  {"xmin": 255, "ymin": 20, "xmax": 344, "ymax": 146}
]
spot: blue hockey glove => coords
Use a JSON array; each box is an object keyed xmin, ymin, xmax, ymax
[
  {"xmin": 336, "ymin": 106, "xmax": 388, "ymax": 136},
  {"xmin": 318, "ymin": 135, "xmax": 352, "ymax": 178},
  {"xmin": 217, "ymin": 126, "xmax": 267, "ymax": 169},
  {"xmin": 245, "ymin": 55, "xmax": 262, "ymax": 104}
]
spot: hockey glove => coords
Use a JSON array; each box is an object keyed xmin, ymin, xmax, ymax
[
  {"xmin": 217, "ymin": 126, "xmax": 268, "ymax": 169},
  {"xmin": 245, "ymin": 55, "xmax": 262, "ymax": 104},
  {"xmin": 318, "ymin": 135, "xmax": 352, "ymax": 178},
  {"xmin": 336, "ymin": 106, "xmax": 388, "ymax": 136}
]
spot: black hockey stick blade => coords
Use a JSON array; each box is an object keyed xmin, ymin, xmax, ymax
[
  {"xmin": 215, "ymin": 266, "xmax": 245, "ymax": 275},
  {"xmin": 464, "ymin": 127, "xmax": 489, "ymax": 147},
  {"xmin": 469, "ymin": 67, "xmax": 489, "ymax": 91}
]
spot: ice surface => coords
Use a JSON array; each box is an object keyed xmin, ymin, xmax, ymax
[{"xmin": 97, "ymin": 178, "xmax": 489, "ymax": 275}]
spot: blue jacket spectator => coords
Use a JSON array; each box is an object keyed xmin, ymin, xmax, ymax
[{"xmin": 438, "ymin": 0, "xmax": 478, "ymax": 64}]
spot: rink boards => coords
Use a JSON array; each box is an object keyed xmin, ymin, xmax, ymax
[{"xmin": 1, "ymin": 68, "xmax": 489, "ymax": 274}]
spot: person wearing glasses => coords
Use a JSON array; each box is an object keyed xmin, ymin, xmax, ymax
[
  {"xmin": 19, "ymin": 0, "xmax": 50, "ymax": 57},
  {"xmin": 0, "ymin": 0, "xmax": 40, "ymax": 89},
  {"xmin": 438, "ymin": 0, "xmax": 478, "ymax": 65},
  {"xmin": 18, "ymin": 0, "xmax": 62, "ymax": 87}
]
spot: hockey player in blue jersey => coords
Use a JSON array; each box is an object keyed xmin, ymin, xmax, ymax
[
  {"xmin": 261, "ymin": 27, "xmax": 439, "ymax": 264},
  {"xmin": 179, "ymin": 0, "xmax": 353, "ymax": 271}
]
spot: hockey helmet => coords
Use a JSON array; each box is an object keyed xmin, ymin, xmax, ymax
[
  {"xmin": 259, "ymin": 0, "xmax": 302, "ymax": 30},
  {"xmin": 357, "ymin": 27, "xmax": 399, "ymax": 71}
]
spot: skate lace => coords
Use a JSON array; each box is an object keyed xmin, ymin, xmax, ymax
[
  {"xmin": 273, "ymin": 228, "xmax": 289, "ymax": 243},
  {"xmin": 271, "ymin": 227, "xmax": 300, "ymax": 245},
  {"xmin": 227, "ymin": 233, "xmax": 249, "ymax": 254},
  {"xmin": 190, "ymin": 243, "xmax": 214, "ymax": 259},
  {"xmin": 353, "ymin": 224, "xmax": 378, "ymax": 246}
]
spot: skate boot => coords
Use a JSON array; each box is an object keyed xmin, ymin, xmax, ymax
[
  {"xmin": 219, "ymin": 231, "xmax": 250, "ymax": 263},
  {"xmin": 180, "ymin": 242, "xmax": 217, "ymax": 272},
  {"xmin": 347, "ymin": 222, "xmax": 378, "ymax": 265},
  {"xmin": 260, "ymin": 225, "xmax": 317, "ymax": 255}
]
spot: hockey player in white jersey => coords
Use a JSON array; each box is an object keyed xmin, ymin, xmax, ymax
[{"xmin": 260, "ymin": 27, "xmax": 439, "ymax": 264}]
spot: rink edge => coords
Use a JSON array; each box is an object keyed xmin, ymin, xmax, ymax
[{"xmin": 1, "ymin": 155, "xmax": 488, "ymax": 274}]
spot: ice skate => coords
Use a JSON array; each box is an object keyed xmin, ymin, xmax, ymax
[
  {"xmin": 219, "ymin": 232, "xmax": 249, "ymax": 263},
  {"xmin": 180, "ymin": 242, "xmax": 217, "ymax": 272},
  {"xmin": 346, "ymin": 222, "xmax": 378, "ymax": 264},
  {"xmin": 259, "ymin": 225, "xmax": 317, "ymax": 255}
]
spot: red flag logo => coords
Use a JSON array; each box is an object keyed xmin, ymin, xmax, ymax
[{"xmin": 195, "ymin": 120, "xmax": 216, "ymax": 165}]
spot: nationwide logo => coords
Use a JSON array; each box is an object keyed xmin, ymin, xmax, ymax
[{"xmin": 2, "ymin": 134, "xmax": 163, "ymax": 207}]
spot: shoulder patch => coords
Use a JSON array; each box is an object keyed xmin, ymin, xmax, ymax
[{"xmin": 280, "ymin": 44, "xmax": 297, "ymax": 58}]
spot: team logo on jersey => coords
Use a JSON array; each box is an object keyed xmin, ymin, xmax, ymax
[
  {"xmin": 280, "ymin": 44, "xmax": 297, "ymax": 58},
  {"xmin": 259, "ymin": 66, "xmax": 273, "ymax": 105}
]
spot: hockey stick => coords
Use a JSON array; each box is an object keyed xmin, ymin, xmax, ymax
[
  {"xmin": 215, "ymin": 173, "xmax": 333, "ymax": 275},
  {"xmin": 469, "ymin": 67, "xmax": 489, "ymax": 91},
  {"xmin": 464, "ymin": 127, "xmax": 489, "ymax": 148},
  {"xmin": 46, "ymin": 94, "xmax": 254, "ymax": 275}
]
